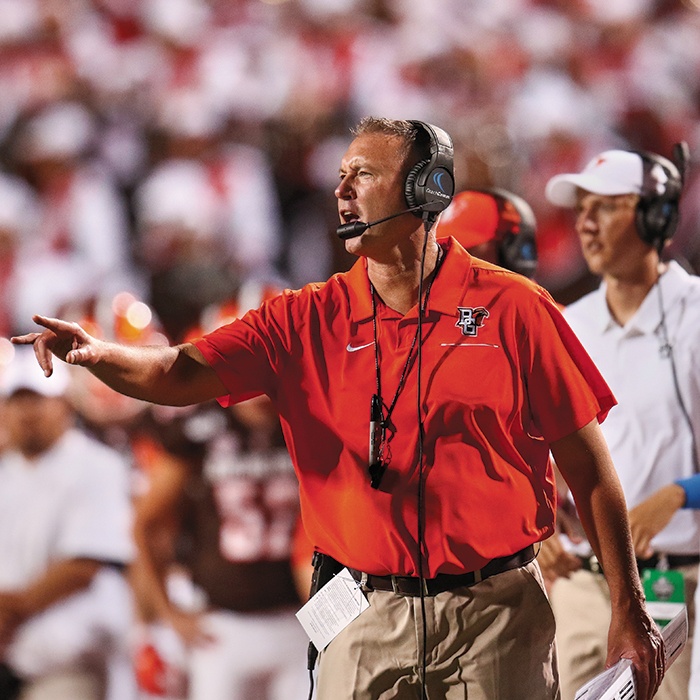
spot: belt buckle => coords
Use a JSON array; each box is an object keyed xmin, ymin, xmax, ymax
[
  {"xmin": 390, "ymin": 575, "xmax": 429, "ymax": 596},
  {"xmin": 390, "ymin": 575, "xmax": 407, "ymax": 596},
  {"xmin": 589, "ymin": 555, "xmax": 602, "ymax": 574}
]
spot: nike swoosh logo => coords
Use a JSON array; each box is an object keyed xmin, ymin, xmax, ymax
[{"xmin": 346, "ymin": 341, "xmax": 375, "ymax": 352}]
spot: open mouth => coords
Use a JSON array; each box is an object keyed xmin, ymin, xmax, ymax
[
  {"xmin": 340, "ymin": 209, "xmax": 360, "ymax": 224},
  {"xmin": 583, "ymin": 241, "xmax": 603, "ymax": 255}
]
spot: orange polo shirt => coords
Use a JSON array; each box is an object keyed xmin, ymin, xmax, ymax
[{"xmin": 194, "ymin": 237, "xmax": 615, "ymax": 578}]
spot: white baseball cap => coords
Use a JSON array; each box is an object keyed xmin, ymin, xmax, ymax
[
  {"xmin": 545, "ymin": 150, "xmax": 646, "ymax": 207},
  {"xmin": 17, "ymin": 102, "xmax": 97, "ymax": 161},
  {"xmin": 0, "ymin": 346, "xmax": 70, "ymax": 398}
]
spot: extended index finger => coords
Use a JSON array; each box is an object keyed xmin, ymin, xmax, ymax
[{"xmin": 32, "ymin": 314, "xmax": 78, "ymax": 333}]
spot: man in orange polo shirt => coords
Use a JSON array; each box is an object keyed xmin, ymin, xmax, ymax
[{"xmin": 13, "ymin": 118, "xmax": 663, "ymax": 699}]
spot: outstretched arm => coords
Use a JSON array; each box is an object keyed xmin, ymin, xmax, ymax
[
  {"xmin": 12, "ymin": 315, "xmax": 226, "ymax": 407},
  {"xmin": 551, "ymin": 419, "xmax": 665, "ymax": 700}
]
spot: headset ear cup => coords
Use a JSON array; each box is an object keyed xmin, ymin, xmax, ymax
[
  {"xmin": 636, "ymin": 199, "xmax": 657, "ymax": 245},
  {"xmin": 404, "ymin": 159, "xmax": 429, "ymax": 211},
  {"xmin": 636, "ymin": 150, "xmax": 683, "ymax": 248},
  {"xmin": 636, "ymin": 198, "xmax": 678, "ymax": 247},
  {"xmin": 498, "ymin": 230, "xmax": 538, "ymax": 278},
  {"xmin": 487, "ymin": 187, "xmax": 538, "ymax": 278},
  {"xmin": 498, "ymin": 233, "xmax": 517, "ymax": 271}
]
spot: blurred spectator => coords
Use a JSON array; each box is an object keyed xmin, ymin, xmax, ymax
[
  {"xmin": 130, "ymin": 398, "xmax": 309, "ymax": 700},
  {"xmin": 133, "ymin": 107, "xmax": 284, "ymax": 341},
  {"xmin": 0, "ymin": 171, "xmax": 39, "ymax": 337},
  {"xmin": 0, "ymin": 347, "xmax": 135, "ymax": 700},
  {"xmin": 8, "ymin": 100, "xmax": 140, "ymax": 325},
  {"xmin": 128, "ymin": 289, "xmax": 309, "ymax": 700}
]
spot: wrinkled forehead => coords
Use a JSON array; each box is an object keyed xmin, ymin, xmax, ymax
[{"xmin": 340, "ymin": 132, "xmax": 413, "ymax": 173}]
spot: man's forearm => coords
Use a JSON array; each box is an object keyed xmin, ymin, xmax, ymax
[
  {"xmin": 90, "ymin": 342, "xmax": 187, "ymax": 404},
  {"xmin": 2, "ymin": 558, "xmax": 103, "ymax": 625},
  {"xmin": 551, "ymin": 421, "xmax": 644, "ymax": 607},
  {"xmin": 91, "ymin": 342, "xmax": 223, "ymax": 406},
  {"xmin": 574, "ymin": 475, "xmax": 646, "ymax": 609}
]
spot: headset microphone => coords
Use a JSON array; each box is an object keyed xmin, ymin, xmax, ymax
[{"xmin": 336, "ymin": 204, "xmax": 437, "ymax": 240}]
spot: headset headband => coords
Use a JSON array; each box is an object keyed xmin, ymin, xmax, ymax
[{"xmin": 404, "ymin": 121, "xmax": 455, "ymax": 224}]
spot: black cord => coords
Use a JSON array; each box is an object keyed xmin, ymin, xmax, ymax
[
  {"xmin": 307, "ymin": 669, "xmax": 315, "ymax": 700},
  {"xmin": 416, "ymin": 221, "xmax": 435, "ymax": 699},
  {"xmin": 368, "ymin": 223, "xmax": 441, "ymax": 697}
]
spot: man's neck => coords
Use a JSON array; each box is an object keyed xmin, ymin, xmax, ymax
[
  {"xmin": 368, "ymin": 241, "xmax": 442, "ymax": 315},
  {"xmin": 604, "ymin": 261, "xmax": 667, "ymax": 326}
]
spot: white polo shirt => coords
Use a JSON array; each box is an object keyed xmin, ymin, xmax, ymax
[
  {"xmin": 0, "ymin": 428, "xmax": 133, "ymax": 589},
  {"xmin": 563, "ymin": 261, "xmax": 700, "ymax": 555}
]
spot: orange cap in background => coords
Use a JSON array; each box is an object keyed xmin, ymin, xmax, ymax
[{"xmin": 436, "ymin": 190, "xmax": 501, "ymax": 249}]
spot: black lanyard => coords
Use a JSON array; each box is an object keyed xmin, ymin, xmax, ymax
[{"xmin": 367, "ymin": 247, "xmax": 443, "ymax": 488}]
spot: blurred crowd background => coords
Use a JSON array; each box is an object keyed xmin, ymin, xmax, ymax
[
  {"xmin": 1, "ymin": 0, "xmax": 700, "ymax": 698},
  {"xmin": 0, "ymin": 0, "xmax": 699, "ymax": 351}
]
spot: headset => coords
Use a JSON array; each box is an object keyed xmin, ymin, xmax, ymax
[
  {"xmin": 336, "ymin": 120, "xmax": 455, "ymax": 240},
  {"xmin": 404, "ymin": 120, "xmax": 455, "ymax": 225},
  {"xmin": 483, "ymin": 187, "xmax": 539, "ymax": 278},
  {"xmin": 635, "ymin": 142, "xmax": 689, "ymax": 250}
]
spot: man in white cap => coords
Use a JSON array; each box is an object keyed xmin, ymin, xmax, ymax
[
  {"xmin": 543, "ymin": 146, "xmax": 700, "ymax": 700},
  {"xmin": 0, "ymin": 347, "xmax": 135, "ymax": 700}
]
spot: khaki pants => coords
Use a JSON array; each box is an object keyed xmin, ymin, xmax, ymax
[
  {"xmin": 317, "ymin": 561, "xmax": 559, "ymax": 699},
  {"xmin": 550, "ymin": 565, "xmax": 697, "ymax": 700}
]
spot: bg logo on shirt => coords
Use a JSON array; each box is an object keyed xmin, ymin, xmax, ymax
[{"xmin": 455, "ymin": 307, "xmax": 489, "ymax": 336}]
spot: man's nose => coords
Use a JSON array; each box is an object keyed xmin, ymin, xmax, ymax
[
  {"xmin": 576, "ymin": 208, "xmax": 597, "ymax": 234},
  {"xmin": 335, "ymin": 175, "xmax": 354, "ymax": 200}
]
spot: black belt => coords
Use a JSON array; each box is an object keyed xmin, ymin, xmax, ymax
[
  {"xmin": 577, "ymin": 555, "xmax": 604, "ymax": 575},
  {"xmin": 637, "ymin": 553, "xmax": 700, "ymax": 570},
  {"xmin": 349, "ymin": 545, "xmax": 536, "ymax": 597},
  {"xmin": 578, "ymin": 553, "xmax": 700, "ymax": 577}
]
